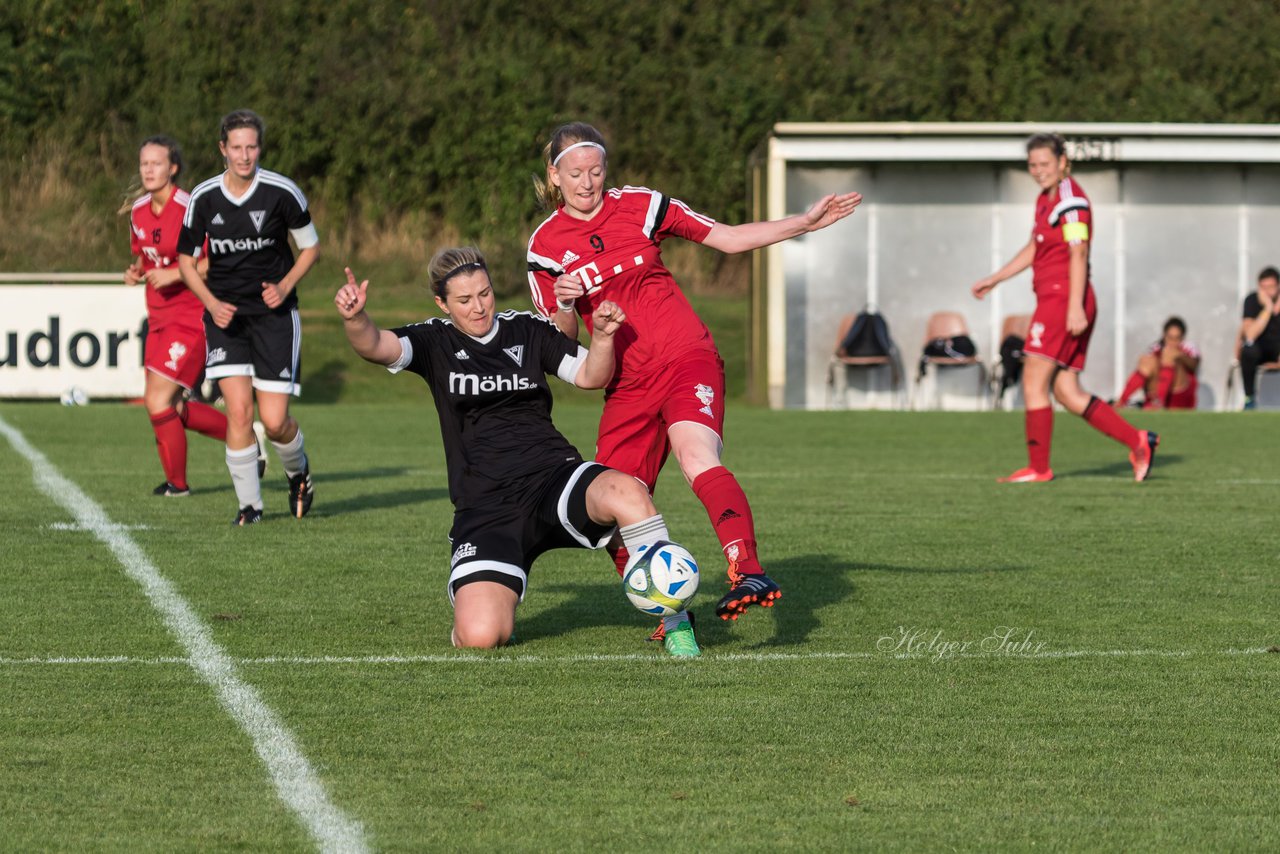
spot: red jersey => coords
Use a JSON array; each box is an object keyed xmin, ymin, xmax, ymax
[
  {"xmin": 1031, "ymin": 176, "xmax": 1092, "ymax": 296},
  {"xmin": 130, "ymin": 189, "xmax": 205, "ymax": 327},
  {"xmin": 527, "ymin": 186, "xmax": 718, "ymax": 388}
]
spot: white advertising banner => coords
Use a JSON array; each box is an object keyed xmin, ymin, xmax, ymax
[{"xmin": 1, "ymin": 284, "xmax": 149, "ymax": 398}]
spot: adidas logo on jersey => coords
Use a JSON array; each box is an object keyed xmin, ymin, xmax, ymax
[
  {"xmin": 560, "ymin": 249, "xmax": 580, "ymax": 267},
  {"xmin": 454, "ymin": 349, "xmax": 469, "ymax": 360},
  {"xmin": 211, "ymin": 213, "xmax": 225, "ymax": 225},
  {"xmin": 448, "ymin": 372, "xmax": 535, "ymax": 396}
]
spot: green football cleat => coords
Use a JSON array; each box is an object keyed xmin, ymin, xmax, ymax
[{"xmin": 663, "ymin": 616, "xmax": 700, "ymax": 658}]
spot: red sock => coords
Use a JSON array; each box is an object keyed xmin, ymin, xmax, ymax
[
  {"xmin": 1119, "ymin": 371, "xmax": 1146, "ymax": 405},
  {"xmin": 1083, "ymin": 396, "xmax": 1141, "ymax": 451},
  {"xmin": 691, "ymin": 466, "xmax": 763, "ymax": 575},
  {"xmin": 608, "ymin": 544, "xmax": 630, "ymax": 578},
  {"xmin": 179, "ymin": 401, "xmax": 227, "ymax": 441},
  {"xmin": 1025, "ymin": 407, "xmax": 1054, "ymax": 473},
  {"xmin": 149, "ymin": 408, "xmax": 188, "ymax": 489}
]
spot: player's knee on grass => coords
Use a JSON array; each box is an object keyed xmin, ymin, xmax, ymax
[
  {"xmin": 452, "ymin": 581, "xmax": 517, "ymax": 648},
  {"xmin": 452, "ymin": 620, "xmax": 513, "ymax": 649},
  {"xmin": 587, "ymin": 470, "xmax": 656, "ymax": 528}
]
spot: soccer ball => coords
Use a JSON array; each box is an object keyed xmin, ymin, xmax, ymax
[
  {"xmin": 60, "ymin": 387, "xmax": 89, "ymax": 406},
  {"xmin": 622, "ymin": 540, "xmax": 700, "ymax": 616}
]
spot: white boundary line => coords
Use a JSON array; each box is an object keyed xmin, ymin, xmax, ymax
[
  {"xmin": 0, "ymin": 415, "xmax": 368, "ymax": 854},
  {"xmin": 0, "ymin": 647, "xmax": 1271, "ymax": 666}
]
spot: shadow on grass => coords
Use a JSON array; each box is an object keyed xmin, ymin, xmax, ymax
[
  {"xmin": 519, "ymin": 554, "xmax": 1032, "ymax": 650},
  {"xmin": 305, "ymin": 359, "xmax": 348, "ymax": 403},
  {"xmin": 309, "ymin": 486, "xmax": 449, "ymax": 517},
  {"xmin": 188, "ymin": 467, "xmax": 444, "ymax": 515},
  {"xmin": 1061, "ymin": 452, "xmax": 1183, "ymax": 479}
]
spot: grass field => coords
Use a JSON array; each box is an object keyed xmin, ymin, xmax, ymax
[{"xmin": 2, "ymin": 400, "xmax": 1278, "ymax": 852}]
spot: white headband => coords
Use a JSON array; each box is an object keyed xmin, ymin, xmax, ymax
[{"xmin": 552, "ymin": 141, "xmax": 606, "ymax": 167}]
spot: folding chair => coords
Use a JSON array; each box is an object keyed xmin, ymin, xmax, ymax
[
  {"xmin": 827, "ymin": 311, "xmax": 904, "ymax": 410},
  {"xmin": 912, "ymin": 311, "xmax": 986, "ymax": 411}
]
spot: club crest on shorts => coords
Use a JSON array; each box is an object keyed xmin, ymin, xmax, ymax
[
  {"xmin": 451, "ymin": 542, "xmax": 477, "ymax": 567},
  {"xmin": 694, "ymin": 383, "xmax": 715, "ymax": 417},
  {"xmin": 1030, "ymin": 322, "xmax": 1045, "ymax": 348},
  {"xmin": 165, "ymin": 341, "xmax": 186, "ymax": 371}
]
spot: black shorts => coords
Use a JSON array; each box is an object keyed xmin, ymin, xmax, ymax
[
  {"xmin": 204, "ymin": 308, "xmax": 303, "ymax": 396},
  {"xmin": 447, "ymin": 461, "xmax": 614, "ymax": 604}
]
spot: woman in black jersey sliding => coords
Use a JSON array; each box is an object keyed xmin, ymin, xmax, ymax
[{"xmin": 334, "ymin": 247, "xmax": 701, "ymax": 656}]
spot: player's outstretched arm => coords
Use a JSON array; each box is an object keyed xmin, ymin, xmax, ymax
[
  {"xmin": 701, "ymin": 191, "xmax": 862, "ymax": 255},
  {"xmin": 972, "ymin": 239, "xmax": 1037, "ymax": 300},
  {"xmin": 335, "ymin": 267, "xmax": 403, "ymax": 366},
  {"xmin": 575, "ymin": 300, "xmax": 625, "ymax": 389}
]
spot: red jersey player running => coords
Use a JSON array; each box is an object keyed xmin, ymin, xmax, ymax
[
  {"xmin": 528, "ymin": 121, "xmax": 861, "ymax": 636},
  {"xmin": 972, "ymin": 133, "xmax": 1157, "ymax": 483},
  {"xmin": 122, "ymin": 135, "xmax": 240, "ymax": 496}
]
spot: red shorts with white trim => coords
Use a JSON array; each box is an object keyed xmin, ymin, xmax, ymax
[
  {"xmin": 596, "ymin": 349, "xmax": 726, "ymax": 492},
  {"xmin": 1025, "ymin": 286, "xmax": 1097, "ymax": 372},
  {"xmin": 144, "ymin": 323, "xmax": 206, "ymax": 390}
]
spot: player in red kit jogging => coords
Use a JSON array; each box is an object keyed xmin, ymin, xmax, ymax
[
  {"xmin": 972, "ymin": 133, "xmax": 1157, "ymax": 483},
  {"xmin": 121, "ymin": 135, "xmax": 244, "ymax": 497},
  {"xmin": 528, "ymin": 122, "xmax": 861, "ymax": 637}
]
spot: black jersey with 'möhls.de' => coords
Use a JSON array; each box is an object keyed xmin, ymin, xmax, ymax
[
  {"xmin": 177, "ymin": 169, "xmax": 313, "ymax": 315},
  {"xmin": 389, "ymin": 310, "xmax": 586, "ymax": 509}
]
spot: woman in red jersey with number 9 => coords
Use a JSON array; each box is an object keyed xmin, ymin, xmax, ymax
[
  {"xmin": 527, "ymin": 121, "xmax": 861, "ymax": 640},
  {"xmin": 121, "ymin": 135, "xmax": 235, "ymax": 498},
  {"xmin": 972, "ymin": 133, "xmax": 1157, "ymax": 483}
]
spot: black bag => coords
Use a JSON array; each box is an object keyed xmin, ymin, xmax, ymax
[
  {"xmin": 919, "ymin": 334, "xmax": 977, "ymax": 377},
  {"xmin": 838, "ymin": 310, "xmax": 895, "ymax": 359},
  {"xmin": 922, "ymin": 334, "xmax": 977, "ymax": 361},
  {"xmin": 998, "ymin": 334, "xmax": 1025, "ymax": 392}
]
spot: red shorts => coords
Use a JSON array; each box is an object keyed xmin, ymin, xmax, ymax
[
  {"xmin": 595, "ymin": 350, "xmax": 726, "ymax": 492},
  {"xmin": 1025, "ymin": 286, "xmax": 1097, "ymax": 372},
  {"xmin": 145, "ymin": 323, "xmax": 206, "ymax": 390}
]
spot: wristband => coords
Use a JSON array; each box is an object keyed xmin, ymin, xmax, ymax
[{"xmin": 557, "ymin": 299, "xmax": 575, "ymax": 312}]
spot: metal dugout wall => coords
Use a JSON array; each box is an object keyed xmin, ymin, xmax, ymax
[{"xmin": 748, "ymin": 122, "xmax": 1280, "ymax": 411}]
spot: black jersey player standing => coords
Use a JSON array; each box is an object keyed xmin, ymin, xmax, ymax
[
  {"xmin": 177, "ymin": 110, "xmax": 319, "ymax": 525},
  {"xmin": 334, "ymin": 247, "xmax": 701, "ymax": 656}
]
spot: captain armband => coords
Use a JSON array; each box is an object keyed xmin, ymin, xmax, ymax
[{"xmin": 1062, "ymin": 222, "xmax": 1089, "ymax": 244}]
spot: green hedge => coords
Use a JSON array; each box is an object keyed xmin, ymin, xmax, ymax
[{"xmin": 4, "ymin": 0, "xmax": 1280, "ymax": 286}]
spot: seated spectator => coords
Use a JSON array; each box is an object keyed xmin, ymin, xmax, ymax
[
  {"xmin": 1117, "ymin": 316, "xmax": 1200, "ymax": 409},
  {"xmin": 1238, "ymin": 266, "xmax": 1280, "ymax": 410}
]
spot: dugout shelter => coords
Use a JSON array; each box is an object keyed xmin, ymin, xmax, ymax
[{"xmin": 749, "ymin": 122, "xmax": 1280, "ymax": 411}]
